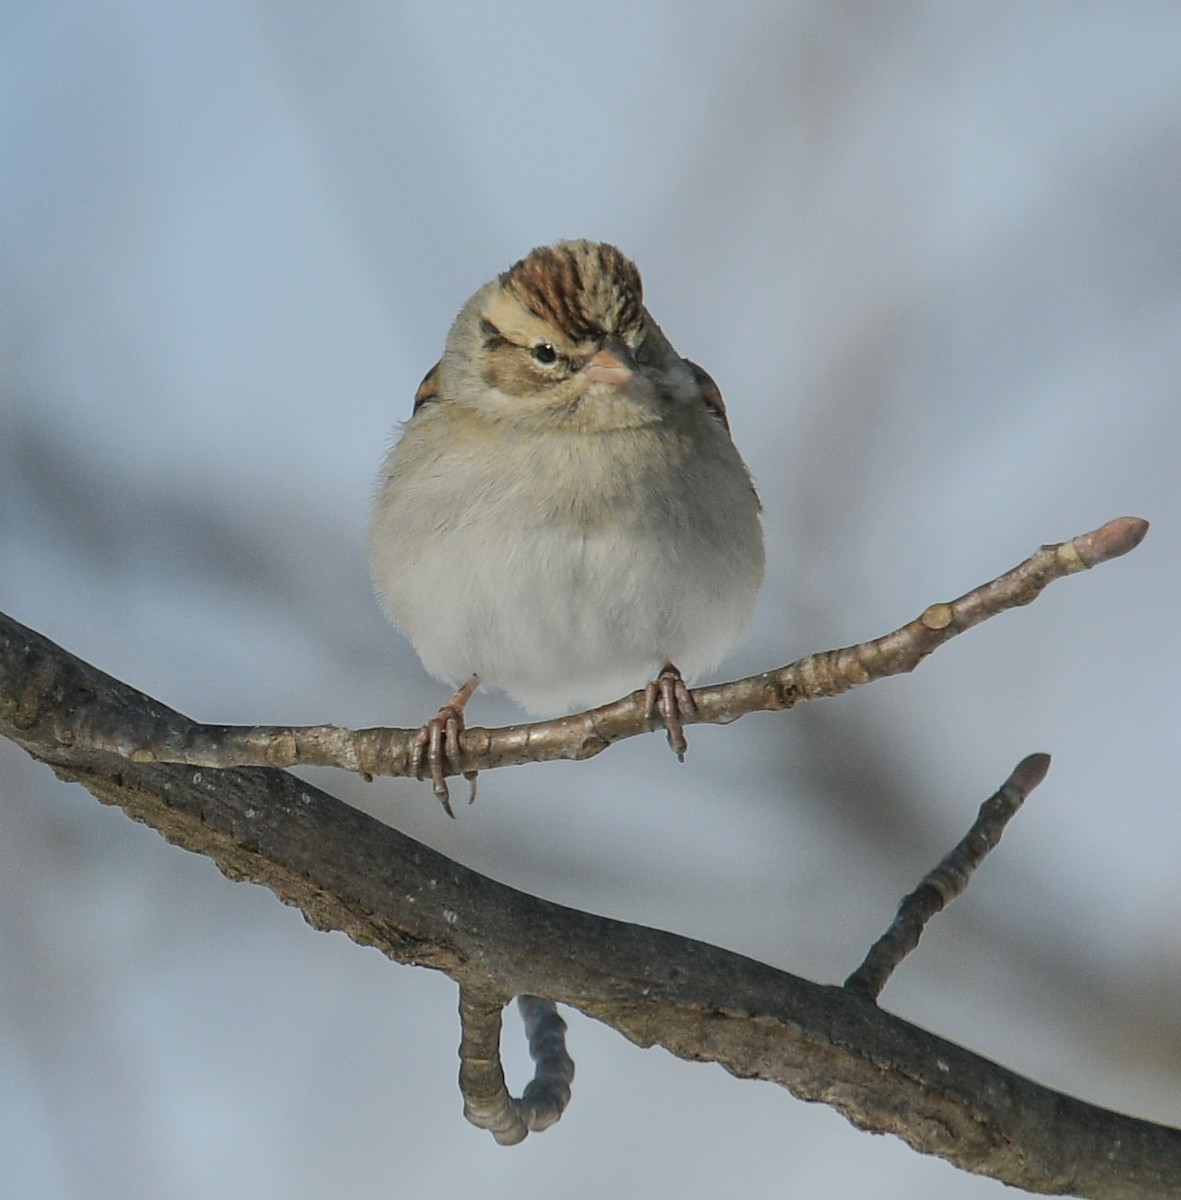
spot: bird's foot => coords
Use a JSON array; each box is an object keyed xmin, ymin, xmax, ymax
[
  {"xmin": 644, "ymin": 663, "xmax": 697, "ymax": 761},
  {"xmin": 410, "ymin": 675, "xmax": 480, "ymax": 817}
]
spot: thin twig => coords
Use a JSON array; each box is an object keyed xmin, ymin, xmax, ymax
[
  {"xmin": 515, "ymin": 996, "xmax": 574, "ymax": 1131},
  {"xmin": 457, "ymin": 989, "xmax": 574, "ymax": 1144},
  {"xmin": 845, "ymin": 753, "xmax": 1052, "ymax": 1001},
  {"xmin": 44, "ymin": 517, "xmax": 1149, "ymax": 794}
]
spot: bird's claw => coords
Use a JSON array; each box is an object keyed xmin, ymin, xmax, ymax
[
  {"xmin": 410, "ymin": 675, "xmax": 480, "ymax": 817},
  {"xmin": 645, "ymin": 663, "xmax": 696, "ymax": 761}
]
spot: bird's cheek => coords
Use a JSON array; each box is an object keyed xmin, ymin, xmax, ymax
[{"xmin": 480, "ymin": 349, "xmax": 546, "ymax": 400}]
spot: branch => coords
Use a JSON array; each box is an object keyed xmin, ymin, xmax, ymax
[
  {"xmin": 458, "ymin": 990, "xmax": 574, "ymax": 1144},
  {"xmin": 1, "ymin": 511, "xmax": 1178, "ymax": 1198},
  {"xmin": 845, "ymin": 752, "xmax": 1051, "ymax": 1000},
  {"xmin": 41, "ymin": 517, "xmax": 1148, "ymax": 792}
]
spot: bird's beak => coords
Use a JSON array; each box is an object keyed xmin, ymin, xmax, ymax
[{"xmin": 583, "ymin": 336, "xmax": 636, "ymax": 386}]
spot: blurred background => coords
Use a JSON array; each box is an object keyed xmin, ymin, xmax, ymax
[{"xmin": 2, "ymin": 3, "xmax": 1179, "ymax": 1197}]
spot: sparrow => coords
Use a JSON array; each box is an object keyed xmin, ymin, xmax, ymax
[{"xmin": 369, "ymin": 240, "xmax": 764, "ymax": 812}]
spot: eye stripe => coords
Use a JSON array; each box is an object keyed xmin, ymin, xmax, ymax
[{"xmin": 480, "ymin": 318, "xmax": 508, "ymax": 349}]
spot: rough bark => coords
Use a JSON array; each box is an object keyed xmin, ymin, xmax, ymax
[{"xmin": 2, "ymin": 604, "xmax": 1178, "ymax": 1198}]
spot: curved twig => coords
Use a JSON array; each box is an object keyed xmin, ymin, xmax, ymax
[{"xmin": 458, "ymin": 990, "xmax": 574, "ymax": 1144}]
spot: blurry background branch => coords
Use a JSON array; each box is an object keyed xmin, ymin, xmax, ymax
[{"xmin": 1, "ymin": 516, "xmax": 1177, "ymax": 1195}]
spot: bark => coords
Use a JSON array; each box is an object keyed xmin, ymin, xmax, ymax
[{"xmin": 2, "ymin": 600, "xmax": 1178, "ymax": 1198}]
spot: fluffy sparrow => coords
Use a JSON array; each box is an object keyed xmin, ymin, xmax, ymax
[{"xmin": 370, "ymin": 240, "xmax": 764, "ymax": 812}]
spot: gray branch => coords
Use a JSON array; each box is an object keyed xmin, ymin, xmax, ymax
[
  {"xmin": 458, "ymin": 990, "xmax": 573, "ymax": 1144},
  {"xmin": 2, "ymin": 606, "xmax": 1179, "ymax": 1197},
  {"xmin": 846, "ymin": 752, "xmax": 1050, "ymax": 1001}
]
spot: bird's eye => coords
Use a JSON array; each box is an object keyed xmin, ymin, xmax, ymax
[{"xmin": 531, "ymin": 343, "xmax": 558, "ymax": 366}]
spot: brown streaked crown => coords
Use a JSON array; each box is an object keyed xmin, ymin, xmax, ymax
[{"xmin": 501, "ymin": 241, "xmax": 644, "ymax": 344}]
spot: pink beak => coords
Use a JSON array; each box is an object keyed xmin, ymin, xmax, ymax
[{"xmin": 583, "ymin": 337, "xmax": 636, "ymax": 386}]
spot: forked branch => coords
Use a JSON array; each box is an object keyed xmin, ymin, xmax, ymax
[{"xmin": 2, "ymin": 516, "xmax": 1175, "ymax": 1196}]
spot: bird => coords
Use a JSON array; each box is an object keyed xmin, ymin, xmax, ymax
[{"xmin": 369, "ymin": 240, "xmax": 764, "ymax": 813}]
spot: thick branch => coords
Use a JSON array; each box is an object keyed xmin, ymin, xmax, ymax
[
  {"xmin": 41, "ymin": 517, "xmax": 1148, "ymax": 789},
  {"xmin": 1, "ymin": 599, "xmax": 1178, "ymax": 1198}
]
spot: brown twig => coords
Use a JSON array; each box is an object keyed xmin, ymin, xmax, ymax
[
  {"xmin": 845, "ymin": 753, "xmax": 1051, "ymax": 1001},
  {"xmin": 458, "ymin": 990, "xmax": 574, "ymax": 1144},
  {"xmin": 43, "ymin": 517, "xmax": 1149, "ymax": 793}
]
